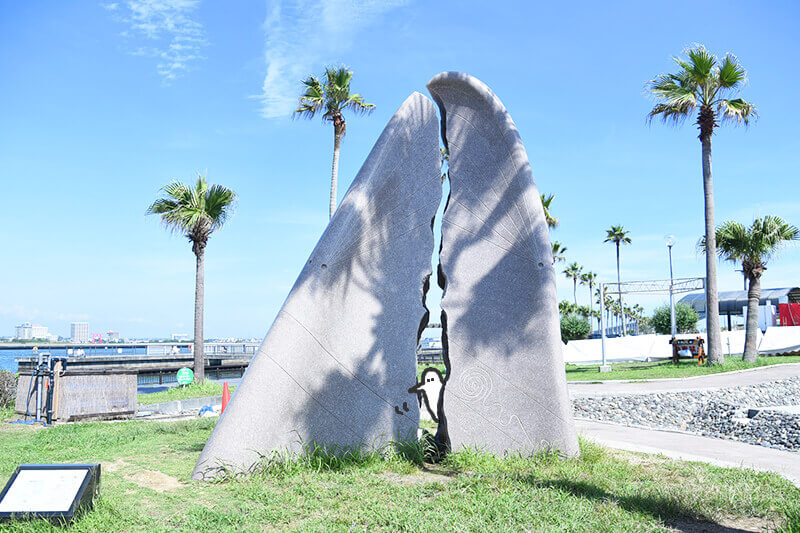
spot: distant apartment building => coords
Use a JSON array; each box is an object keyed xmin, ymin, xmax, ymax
[
  {"xmin": 14, "ymin": 322, "xmax": 52, "ymax": 340},
  {"xmin": 71, "ymin": 322, "xmax": 90, "ymax": 343},
  {"xmin": 171, "ymin": 333, "xmax": 189, "ymax": 341},
  {"xmin": 106, "ymin": 331, "xmax": 120, "ymax": 342},
  {"xmin": 14, "ymin": 322, "xmax": 32, "ymax": 340}
]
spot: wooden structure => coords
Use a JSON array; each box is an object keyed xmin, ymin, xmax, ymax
[{"xmin": 669, "ymin": 336, "xmax": 706, "ymax": 365}]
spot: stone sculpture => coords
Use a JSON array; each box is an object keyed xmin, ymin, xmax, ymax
[
  {"xmin": 193, "ymin": 74, "xmax": 579, "ymax": 480},
  {"xmin": 192, "ymin": 92, "xmax": 442, "ymax": 479},
  {"xmin": 427, "ymin": 72, "xmax": 579, "ymax": 457}
]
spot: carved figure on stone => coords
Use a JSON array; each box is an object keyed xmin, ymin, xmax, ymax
[{"xmin": 408, "ymin": 367, "xmax": 444, "ymax": 422}]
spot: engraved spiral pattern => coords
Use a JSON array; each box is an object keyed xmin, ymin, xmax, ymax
[{"xmin": 457, "ymin": 367, "xmax": 493, "ymax": 402}]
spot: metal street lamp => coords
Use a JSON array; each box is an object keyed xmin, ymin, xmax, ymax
[{"xmin": 665, "ymin": 235, "xmax": 677, "ymax": 336}]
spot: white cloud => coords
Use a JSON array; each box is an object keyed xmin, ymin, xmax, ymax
[
  {"xmin": 257, "ymin": 0, "xmax": 410, "ymax": 118},
  {"xmin": 106, "ymin": 0, "xmax": 208, "ymax": 82}
]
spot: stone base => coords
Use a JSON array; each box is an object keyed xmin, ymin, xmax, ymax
[{"xmin": 598, "ymin": 365, "xmax": 612, "ymax": 373}]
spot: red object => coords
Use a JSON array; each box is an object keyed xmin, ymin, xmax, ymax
[
  {"xmin": 222, "ymin": 382, "xmax": 231, "ymax": 414},
  {"xmin": 779, "ymin": 303, "xmax": 800, "ymax": 326}
]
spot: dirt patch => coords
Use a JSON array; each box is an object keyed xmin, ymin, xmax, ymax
[
  {"xmin": 381, "ymin": 469, "xmax": 456, "ymax": 486},
  {"xmin": 103, "ymin": 459, "xmax": 185, "ymax": 493},
  {"xmin": 667, "ymin": 515, "xmax": 778, "ymax": 532}
]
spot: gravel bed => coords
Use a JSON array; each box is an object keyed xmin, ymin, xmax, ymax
[{"xmin": 572, "ymin": 377, "xmax": 800, "ymax": 452}]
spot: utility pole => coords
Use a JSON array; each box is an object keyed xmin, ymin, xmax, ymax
[{"xmin": 665, "ymin": 235, "xmax": 677, "ymax": 336}]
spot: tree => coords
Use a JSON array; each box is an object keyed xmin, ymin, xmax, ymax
[
  {"xmin": 147, "ymin": 175, "xmax": 236, "ymax": 383},
  {"xmin": 551, "ymin": 241, "xmax": 567, "ymax": 263},
  {"xmin": 561, "ymin": 314, "xmax": 591, "ymax": 342},
  {"xmin": 651, "ymin": 303, "xmax": 699, "ymax": 335},
  {"xmin": 647, "ymin": 45, "xmax": 757, "ymax": 364},
  {"xmin": 541, "ymin": 193, "xmax": 558, "ymax": 229},
  {"xmin": 295, "ymin": 66, "xmax": 375, "ymax": 219},
  {"xmin": 711, "ymin": 216, "xmax": 799, "ymax": 362},
  {"xmin": 580, "ymin": 271, "xmax": 598, "ymax": 329},
  {"xmin": 563, "ymin": 262, "xmax": 583, "ymax": 305},
  {"xmin": 559, "ymin": 300, "xmax": 578, "ymax": 317},
  {"xmin": 604, "ymin": 225, "xmax": 631, "ymax": 335}
]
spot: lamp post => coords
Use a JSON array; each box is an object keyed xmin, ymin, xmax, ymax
[{"xmin": 665, "ymin": 235, "xmax": 676, "ymax": 336}]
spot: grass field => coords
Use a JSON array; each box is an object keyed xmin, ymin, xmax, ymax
[
  {"xmin": 566, "ymin": 355, "xmax": 800, "ymax": 381},
  {"xmin": 0, "ymin": 416, "xmax": 797, "ymax": 531},
  {"xmin": 137, "ymin": 381, "xmax": 236, "ymax": 405}
]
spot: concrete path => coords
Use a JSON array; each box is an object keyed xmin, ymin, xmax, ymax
[
  {"xmin": 576, "ymin": 419, "xmax": 800, "ymax": 487},
  {"xmin": 569, "ymin": 363, "xmax": 800, "ymax": 397}
]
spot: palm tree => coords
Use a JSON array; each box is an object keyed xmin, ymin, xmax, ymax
[
  {"xmin": 604, "ymin": 225, "xmax": 631, "ymax": 335},
  {"xmin": 580, "ymin": 271, "xmax": 598, "ymax": 329},
  {"xmin": 295, "ymin": 66, "xmax": 375, "ymax": 219},
  {"xmin": 147, "ymin": 175, "xmax": 236, "ymax": 383},
  {"xmin": 647, "ymin": 45, "xmax": 757, "ymax": 364},
  {"xmin": 551, "ymin": 241, "xmax": 568, "ymax": 263},
  {"xmin": 541, "ymin": 193, "xmax": 558, "ymax": 229},
  {"xmin": 559, "ymin": 300, "xmax": 578, "ymax": 317},
  {"xmin": 563, "ymin": 262, "xmax": 583, "ymax": 305},
  {"xmin": 712, "ymin": 216, "xmax": 798, "ymax": 362}
]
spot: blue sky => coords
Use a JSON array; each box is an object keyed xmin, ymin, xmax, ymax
[{"xmin": 1, "ymin": 0, "xmax": 799, "ymax": 339}]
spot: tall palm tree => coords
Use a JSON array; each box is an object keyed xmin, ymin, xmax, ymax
[
  {"xmin": 551, "ymin": 241, "xmax": 568, "ymax": 263},
  {"xmin": 648, "ymin": 45, "xmax": 757, "ymax": 364},
  {"xmin": 295, "ymin": 66, "xmax": 375, "ymax": 219},
  {"xmin": 581, "ymin": 271, "xmax": 598, "ymax": 330},
  {"xmin": 541, "ymin": 193, "xmax": 558, "ymax": 229},
  {"xmin": 604, "ymin": 225, "xmax": 631, "ymax": 335},
  {"xmin": 711, "ymin": 216, "xmax": 798, "ymax": 362},
  {"xmin": 563, "ymin": 262, "xmax": 583, "ymax": 305},
  {"xmin": 147, "ymin": 175, "xmax": 236, "ymax": 383}
]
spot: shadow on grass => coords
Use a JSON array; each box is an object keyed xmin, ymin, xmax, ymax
[{"xmin": 526, "ymin": 477, "xmax": 753, "ymax": 533}]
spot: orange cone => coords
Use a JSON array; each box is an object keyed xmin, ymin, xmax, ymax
[{"xmin": 222, "ymin": 382, "xmax": 231, "ymax": 414}]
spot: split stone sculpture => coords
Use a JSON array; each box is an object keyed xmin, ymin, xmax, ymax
[
  {"xmin": 428, "ymin": 72, "xmax": 579, "ymax": 456},
  {"xmin": 192, "ymin": 92, "xmax": 442, "ymax": 479},
  {"xmin": 193, "ymin": 73, "xmax": 579, "ymax": 480}
]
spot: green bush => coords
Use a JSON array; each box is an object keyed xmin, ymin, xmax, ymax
[
  {"xmin": 561, "ymin": 314, "xmax": 591, "ymax": 342},
  {"xmin": 651, "ymin": 303, "xmax": 699, "ymax": 335},
  {"xmin": 0, "ymin": 371, "xmax": 16, "ymax": 408}
]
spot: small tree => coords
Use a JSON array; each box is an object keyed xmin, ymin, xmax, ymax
[
  {"xmin": 712, "ymin": 216, "xmax": 799, "ymax": 361},
  {"xmin": 147, "ymin": 175, "xmax": 236, "ymax": 383},
  {"xmin": 295, "ymin": 66, "xmax": 375, "ymax": 219},
  {"xmin": 563, "ymin": 262, "xmax": 583, "ymax": 305},
  {"xmin": 651, "ymin": 303, "xmax": 699, "ymax": 335},
  {"xmin": 561, "ymin": 315, "xmax": 591, "ymax": 342}
]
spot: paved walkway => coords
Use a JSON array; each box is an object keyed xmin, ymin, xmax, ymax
[
  {"xmin": 569, "ymin": 363, "xmax": 800, "ymax": 397},
  {"xmin": 576, "ymin": 419, "xmax": 800, "ymax": 487}
]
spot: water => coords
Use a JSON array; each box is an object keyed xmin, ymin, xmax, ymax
[{"xmin": 0, "ymin": 346, "xmax": 190, "ymax": 373}]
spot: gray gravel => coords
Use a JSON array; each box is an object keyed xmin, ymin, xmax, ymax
[{"xmin": 572, "ymin": 377, "xmax": 800, "ymax": 452}]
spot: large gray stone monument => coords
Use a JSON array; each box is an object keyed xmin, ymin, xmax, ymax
[
  {"xmin": 427, "ymin": 72, "xmax": 579, "ymax": 457},
  {"xmin": 192, "ymin": 92, "xmax": 442, "ymax": 479},
  {"xmin": 193, "ymin": 74, "xmax": 579, "ymax": 479}
]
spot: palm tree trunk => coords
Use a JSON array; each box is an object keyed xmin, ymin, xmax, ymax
[
  {"xmin": 616, "ymin": 243, "xmax": 626, "ymax": 336},
  {"xmin": 193, "ymin": 244, "xmax": 205, "ymax": 383},
  {"xmin": 330, "ymin": 123, "xmax": 343, "ymax": 219},
  {"xmin": 588, "ymin": 282, "xmax": 594, "ymax": 331},
  {"xmin": 743, "ymin": 272, "xmax": 761, "ymax": 363},
  {"xmin": 573, "ymin": 279, "xmax": 577, "ymax": 305},
  {"xmin": 701, "ymin": 134, "xmax": 723, "ymax": 364}
]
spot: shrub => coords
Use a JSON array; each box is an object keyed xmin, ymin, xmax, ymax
[
  {"xmin": 0, "ymin": 371, "xmax": 16, "ymax": 408},
  {"xmin": 651, "ymin": 303, "xmax": 699, "ymax": 335},
  {"xmin": 561, "ymin": 314, "xmax": 591, "ymax": 342}
]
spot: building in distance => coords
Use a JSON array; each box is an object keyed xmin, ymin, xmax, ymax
[
  {"xmin": 71, "ymin": 322, "xmax": 90, "ymax": 343},
  {"xmin": 106, "ymin": 331, "xmax": 120, "ymax": 342}
]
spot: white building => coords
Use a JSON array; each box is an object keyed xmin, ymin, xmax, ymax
[
  {"xmin": 14, "ymin": 322, "xmax": 32, "ymax": 340},
  {"xmin": 106, "ymin": 331, "xmax": 120, "ymax": 342},
  {"xmin": 171, "ymin": 333, "xmax": 189, "ymax": 341},
  {"xmin": 71, "ymin": 322, "xmax": 90, "ymax": 343}
]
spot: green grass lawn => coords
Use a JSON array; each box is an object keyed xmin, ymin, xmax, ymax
[
  {"xmin": 0, "ymin": 417, "xmax": 797, "ymax": 531},
  {"xmin": 566, "ymin": 355, "xmax": 800, "ymax": 381},
  {"xmin": 137, "ymin": 381, "xmax": 236, "ymax": 405}
]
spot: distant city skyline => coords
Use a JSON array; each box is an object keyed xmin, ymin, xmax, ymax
[{"xmin": 2, "ymin": 1, "xmax": 799, "ymax": 338}]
